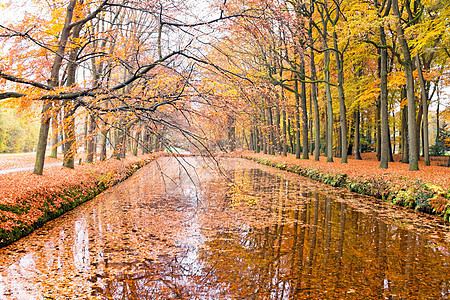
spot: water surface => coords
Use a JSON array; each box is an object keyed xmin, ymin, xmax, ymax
[{"xmin": 0, "ymin": 157, "xmax": 448, "ymax": 299}]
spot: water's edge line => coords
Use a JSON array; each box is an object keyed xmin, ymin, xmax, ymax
[
  {"xmin": 241, "ymin": 154, "xmax": 450, "ymax": 222},
  {"xmin": 0, "ymin": 154, "xmax": 173, "ymax": 248}
]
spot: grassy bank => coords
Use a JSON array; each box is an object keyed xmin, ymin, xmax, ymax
[
  {"xmin": 0, "ymin": 153, "xmax": 163, "ymax": 247},
  {"xmin": 242, "ymin": 153, "xmax": 450, "ymax": 221}
]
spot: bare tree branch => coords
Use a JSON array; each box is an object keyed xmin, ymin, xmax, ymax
[
  {"xmin": 0, "ymin": 92, "xmax": 26, "ymax": 100},
  {"xmin": 0, "ymin": 71, "xmax": 53, "ymax": 90}
]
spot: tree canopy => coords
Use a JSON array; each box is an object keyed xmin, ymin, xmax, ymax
[{"xmin": 0, "ymin": 0, "xmax": 449, "ymax": 172}]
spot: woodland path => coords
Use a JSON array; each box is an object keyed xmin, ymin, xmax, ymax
[
  {"xmin": 0, "ymin": 152, "xmax": 63, "ymax": 173},
  {"xmin": 0, "ymin": 163, "xmax": 61, "ymax": 174}
]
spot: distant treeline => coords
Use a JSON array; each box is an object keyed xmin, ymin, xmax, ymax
[{"xmin": 0, "ymin": 109, "xmax": 39, "ymax": 153}]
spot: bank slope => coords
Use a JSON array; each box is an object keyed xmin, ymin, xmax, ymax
[
  {"xmin": 242, "ymin": 152, "xmax": 450, "ymax": 221},
  {"xmin": 0, "ymin": 153, "xmax": 162, "ymax": 247}
]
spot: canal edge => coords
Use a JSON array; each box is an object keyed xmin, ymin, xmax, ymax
[{"xmin": 241, "ymin": 154, "xmax": 450, "ymax": 222}]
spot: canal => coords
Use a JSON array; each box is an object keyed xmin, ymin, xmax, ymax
[{"xmin": 0, "ymin": 157, "xmax": 448, "ymax": 299}]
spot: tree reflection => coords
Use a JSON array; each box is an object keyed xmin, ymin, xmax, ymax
[{"xmin": 0, "ymin": 158, "xmax": 448, "ymax": 299}]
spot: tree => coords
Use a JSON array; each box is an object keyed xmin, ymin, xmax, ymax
[
  {"xmin": 392, "ymin": 0, "xmax": 418, "ymax": 170},
  {"xmin": 377, "ymin": 0, "xmax": 391, "ymax": 169},
  {"xmin": 1, "ymin": 0, "xmax": 449, "ymax": 172},
  {"xmin": 314, "ymin": 0, "xmax": 334, "ymax": 162}
]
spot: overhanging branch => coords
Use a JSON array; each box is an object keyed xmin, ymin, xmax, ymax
[{"xmin": 0, "ymin": 71, "xmax": 53, "ymax": 90}]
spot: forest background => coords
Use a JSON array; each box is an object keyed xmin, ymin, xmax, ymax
[{"xmin": 0, "ymin": 0, "xmax": 449, "ymax": 171}]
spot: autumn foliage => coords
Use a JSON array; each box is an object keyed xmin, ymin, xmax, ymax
[{"xmin": 0, "ymin": 153, "xmax": 163, "ymax": 247}]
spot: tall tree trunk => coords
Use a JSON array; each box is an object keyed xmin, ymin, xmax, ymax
[
  {"xmin": 388, "ymin": 126, "xmax": 394, "ymax": 162},
  {"xmin": 376, "ymin": 97, "xmax": 381, "ymax": 161},
  {"xmin": 133, "ymin": 131, "xmax": 139, "ymax": 156},
  {"xmin": 416, "ymin": 102, "xmax": 423, "ymax": 156},
  {"xmin": 316, "ymin": 4, "xmax": 334, "ymax": 162},
  {"xmin": 251, "ymin": 125, "xmax": 256, "ymax": 152},
  {"xmin": 393, "ymin": 0, "xmax": 419, "ymax": 170},
  {"xmin": 62, "ymin": 103, "xmax": 75, "ymax": 169},
  {"xmin": 300, "ymin": 54, "xmax": 309, "ymax": 159},
  {"xmin": 338, "ymin": 120, "xmax": 342, "ymax": 158},
  {"xmin": 436, "ymin": 95, "xmax": 440, "ymax": 143},
  {"xmin": 401, "ymin": 102, "xmax": 409, "ymax": 163},
  {"xmin": 62, "ymin": 101, "xmax": 76, "ymax": 169},
  {"xmin": 141, "ymin": 127, "xmax": 148, "ymax": 154},
  {"xmin": 324, "ymin": 38, "xmax": 333, "ymax": 162},
  {"xmin": 294, "ymin": 77, "xmax": 301, "ymax": 159},
  {"xmin": 34, "ymin": 0, "xmax": 77, "ymax": 175},
  {"xmin": 99, "ymin": 129, "xmax": 107, "ymax": 161},
  {"xmin": 309, "ymin": 23, "xmax": 320, "ymax": 161},
  {"xmin": 59, "ymin": 109, "xmax": 65, "ymax": 153},
  {"xmin": 347, "ymin": 113, "xmax": 354, "ymax": 155},
  {"xmin": 84, "ymin": 114, "xmax": 88, "ymax": 152},
  {"xmin": 415, "ymin": 54, "xmax": 430, "ymax": 165},
  {"xmin": 50, "ymin": 108, "xmax": 58, "ymax": 159},
  {"xmin": 282, "ymin": 110, "xmax": 287, "ymax": 156},
  {"xmin": 267, "ymin": 107, "xmax": 274, "ymax": 155},
  {"xmin": 333, "ymin": 31, "xmax": 348, "ymax": 163},
  {"xmin": 63, "ymin": 22, "xmax": 82, "ymax": 168},
  {"xmin": 309, "ymin": 93, "xmax": 313, "ymax": 155},
  {"xmin": 262, "ymin": 109, "xmax": 267, "ymax": 154},
  {"xmin": 249, "ymin": 128, "xmax": 254, "ymax": 151},
  {"xmin": 242, "ymin": 129, "xmax": 249, "ymax": 150},
  {"xmin": 114, "ymin": 122, "xmax": 125, "ymax": 159},
  {"xmin": 288, "ymin": 117, "xmax": 294, "ymax": 154},
  {"xmin": 86, "ymin": 114, "xmax": 96, "ymax": 163},
  {"xmin": 228, "ymin": 116, "xmax": 236, "ymax": 152},
  {"xmin": 275, "ymin": 106, "xmax": 281, "ymax": 154},
  {"xmin": 392, "ymin": 109, "xmax": 396, "ymax": 154},
  {"xmin": 379, "ymin": 26, "xmax": 389, "ymax": 169},
  {"xmin": 121, "ymin": 128, "xmax": 127, "ymax": 158},
  {"xmin": 34, "ymin": 101, "xmax": 53, "ymax": 174},
  {"xmin": 355, "ymin": 109, "xmax": 362, "ymax": 160},
  {"xmin": 99, "ymin": 101, "xmax": 108, "ymax": 161},
  {"xmin": 149, "ymin": 134, "xmax": 154, "ymax": 153},
  {"xmin": 255, "ymin": 125, "xmax": 261, "ymax": 153}
]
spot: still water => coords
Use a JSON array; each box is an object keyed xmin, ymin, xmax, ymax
[{"xmin": 0, "ymin": 157, "xmax": 448, "ymax": 299}]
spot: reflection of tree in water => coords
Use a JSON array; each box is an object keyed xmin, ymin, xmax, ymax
[
  {"xmin": 1, "ymin": 159, "xmax": 448, "ymax": 299},
  {"xmin": 193, "ymin": 168, "xmax": 450, "ymax": 299},
  {"xmin": 73, "ymin": 218, "xmax": 90, "ymax": 273},
  {"xmin": 90, "ymin": 250, "xmax": 227, "ymax": 298},
  {"xmin": 91, "ymin": 165, "xmax": 448, "ymax": 299}
]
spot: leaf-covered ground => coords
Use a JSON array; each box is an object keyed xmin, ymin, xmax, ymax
[
  {"xmin": 0, "ymin": 151, "xmax": 119, "ymax": 172},
  {"xmin": 0, "ymin": 153, "xmax": 162, "ymax": 246},
  {"xmin": 0, "ymin": 153, "xmax": 62, "ymax": 171}
]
